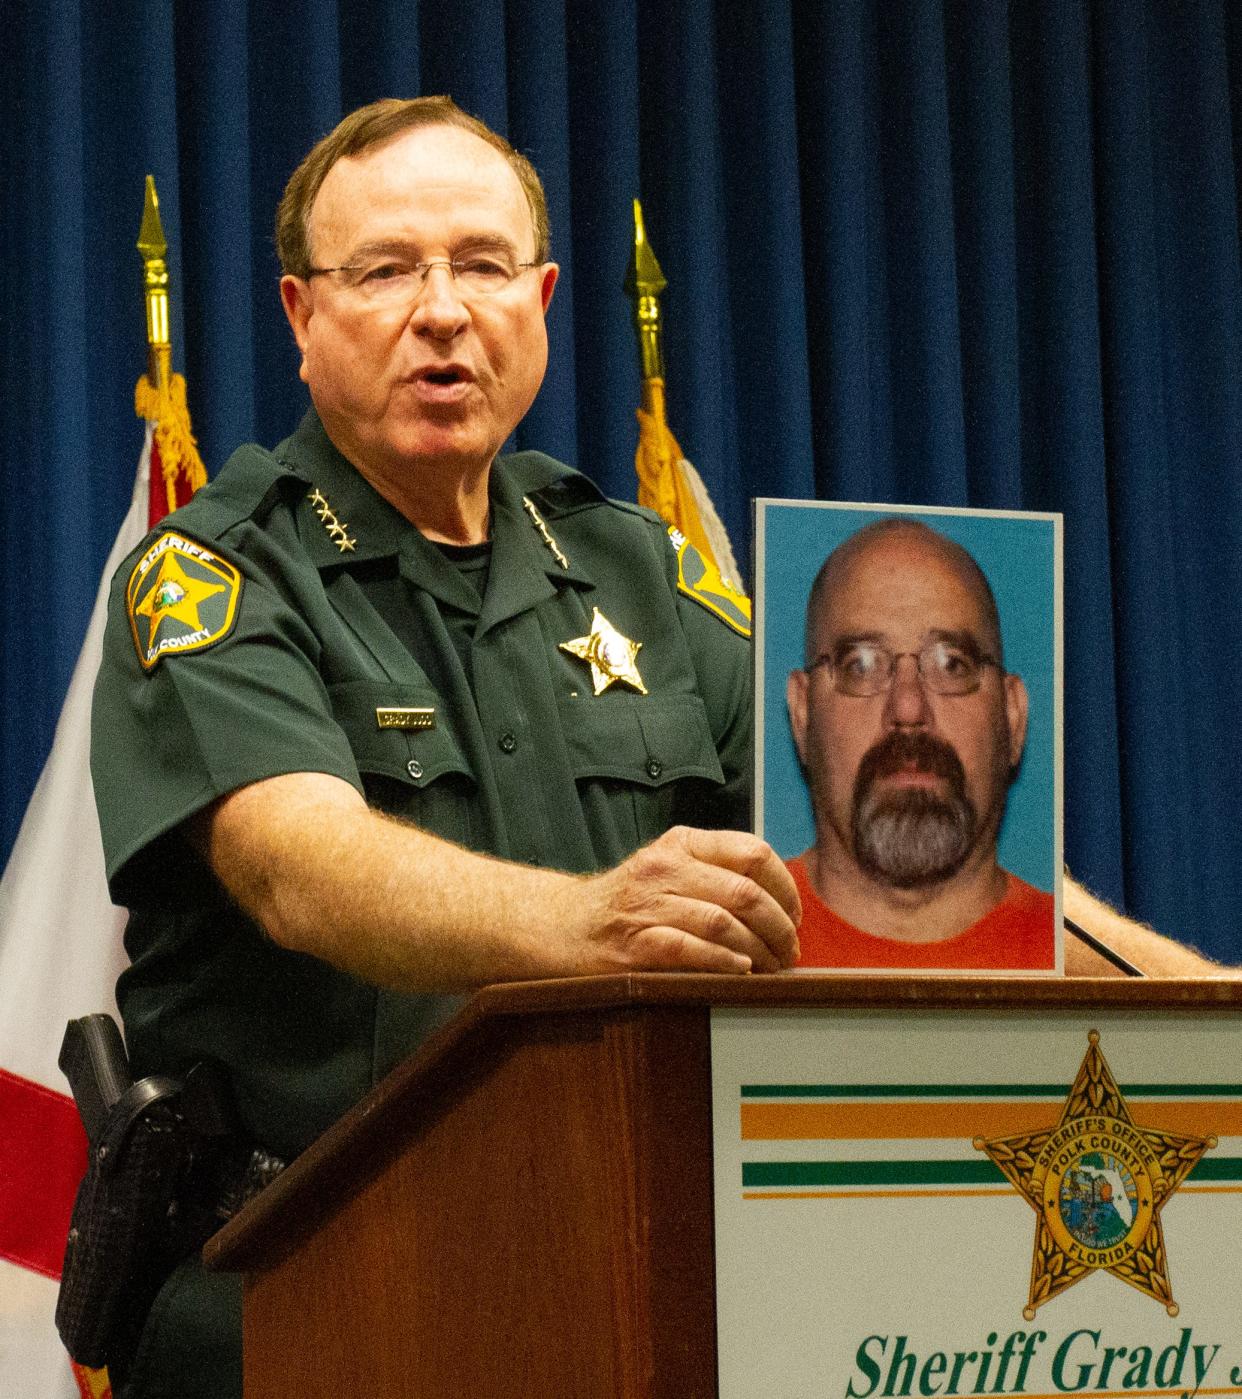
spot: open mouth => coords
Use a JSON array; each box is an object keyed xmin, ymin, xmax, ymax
[{"xmin": 408, "ymin": 365, "xmax": 475, "ymax": 401}]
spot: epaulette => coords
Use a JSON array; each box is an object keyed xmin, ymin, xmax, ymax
[
  {"xmin": 162, "ymin": 444, "xmax": 307, "ymax": 543},
  {"xmin": 523, "ymin": 473, "xmax": 607, "ymax": 517}
]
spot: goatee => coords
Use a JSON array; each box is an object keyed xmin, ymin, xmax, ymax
[{"xmin": 851, "ymin": 731, "xmax": 976, "ymax": 889}]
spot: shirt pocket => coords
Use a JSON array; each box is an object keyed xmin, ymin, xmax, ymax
[
  {"xmin": 559, "ymin": 693, "xmax": 726, "ymax": 853},
  {"xmin": 327, "ymin": 680, "xmax": 476, "ymax": 843}
]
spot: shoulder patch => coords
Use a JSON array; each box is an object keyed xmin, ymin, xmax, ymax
[
  {"xmin": 126, "ymin": 532, "xmax": 242, "ymax": 671},
  {"xmin": 667, "ymin": 527, "xmax": 752, "ymax": 637}
]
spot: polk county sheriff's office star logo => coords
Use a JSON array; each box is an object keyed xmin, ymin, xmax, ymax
[
  {"xmin": 559, "ymin": 608, "xmax": 647, "ymax": 695},
  {"xmin": 127, "ymin": 532, "xmax": 242, "ymax": 670},
  {"xmin": 975, "ymin": 1031, "xmax": 1215, "ymax": 1319}
]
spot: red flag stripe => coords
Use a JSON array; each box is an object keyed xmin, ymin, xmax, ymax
[
  {"xmin": 147, "ymin": 434, "xmax": 166, "ymax": 528},
  {"xmin": 0, "ymin": 1068, "xmax": 87, "ymax": 1278}
]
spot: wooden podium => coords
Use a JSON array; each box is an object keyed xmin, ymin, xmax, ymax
[{"xmin": 204, "ymin": 975, "xmax": 1239, "ymax": 1399}]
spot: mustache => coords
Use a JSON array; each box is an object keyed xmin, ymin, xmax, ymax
[
  {"xmin": 855, "ymin": 729, "xmax": 967, "ymax": 794},
  {"xmin": 852, "ymin": 731, "xmax": 975, "ymax": 889}
]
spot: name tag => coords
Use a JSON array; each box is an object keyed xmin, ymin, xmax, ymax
[{"xmin": 375, "ymin": 707, "xmax": 436, "ymax": 731}]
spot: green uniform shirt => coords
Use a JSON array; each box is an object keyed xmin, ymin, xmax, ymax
[
  {"xmin": 93, "ymin": 410, "xmax": 752, "ymax": 1161},
  {"xmin": 93, "ymin": 411, "xmax": 752, "ymax": 1398}
]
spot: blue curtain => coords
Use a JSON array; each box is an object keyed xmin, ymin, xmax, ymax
[{"xmin": 4, "ymin": 1, "xmax": 1240, "ymax": 958}]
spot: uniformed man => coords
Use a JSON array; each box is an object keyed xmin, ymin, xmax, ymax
[{"xmin": 92, "ymin": 96, "xmax": 798, "ymax": 1397}]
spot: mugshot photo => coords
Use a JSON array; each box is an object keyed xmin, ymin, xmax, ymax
[{"xmin": 755, "ymin": 501, "xmax": 1062, "ymax": 974}]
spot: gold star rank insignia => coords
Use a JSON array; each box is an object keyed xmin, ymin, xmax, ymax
[
  {"xmin": 559, "ymin": 608, "xmax": 647, "ymax": 695},
  {"xmin": 127, "ymin": 532, "xmax": 242, "ymax": 670},
  {"xmin": 975, "ymin": 1030, "xmax": 1215, "ymax": 1319},
  {"xmin": 307, "ymin": 488, "xmax": 356, "ymax": 552}
]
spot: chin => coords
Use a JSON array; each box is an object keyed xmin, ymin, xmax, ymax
[{"xmin": 385, "ymin": 427, "xmax": 495, "ymax": 469}]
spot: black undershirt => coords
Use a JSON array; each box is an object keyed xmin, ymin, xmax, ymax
[{"xmin": 434, "ymin": 539, "xmax": 492, "ymax": 679}]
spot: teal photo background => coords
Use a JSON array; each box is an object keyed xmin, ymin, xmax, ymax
[{"xmin": 756, "ymin": 503, "xmax": 1059, "ymax": 892}]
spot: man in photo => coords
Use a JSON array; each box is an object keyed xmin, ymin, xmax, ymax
[{"xmin": 785, "ymin": 516, "xmax": 1054, "ymax": 969}]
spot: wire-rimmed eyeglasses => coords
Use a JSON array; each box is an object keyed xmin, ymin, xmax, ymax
[
  {"xmin": 305, "ymin": 254, "xmax": 541, "ymax": 304},
  {"xmin": 805, "ymin": 639, "xmax": 1001, "ymax": 697}
]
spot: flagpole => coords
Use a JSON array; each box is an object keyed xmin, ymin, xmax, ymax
[
  {"xmin": 134, "ymin": 177, "xmax": 206, "ymax": 516},
  {"xmin": 623, "ymin": 199, "xmax": 748, "ymax": 602}
]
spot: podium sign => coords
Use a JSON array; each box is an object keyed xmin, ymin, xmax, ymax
[{"xmin": 712, "ymin": 1007, "xmax": 1242, "ymax": 1399}]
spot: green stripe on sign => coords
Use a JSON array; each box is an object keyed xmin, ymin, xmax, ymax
[
  {"xmin": 1187, "ymin": 1157, "xmax": 1242, "ymax": 1181},
  {"xmin": 742, "ymin": 1160, "xmax": 1008, "ymax": 1188},
  {"xmin": 740, "ymin": 1157, "xmax": 1242, "ymax": 1189},
  {"xmin": 739, "ymin": 1083, "xmax": 1242, "ymax": 1099},
  {"xmin": 741, "ymin": 1084, "xmax": 1064, "ymax": 1099}
]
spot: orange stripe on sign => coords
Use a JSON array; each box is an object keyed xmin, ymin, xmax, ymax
[
  {"xmin": 741, "ymin": 1100, "xmax": 1242, "ymax": 1140},
  {"xmin": 0, "ymin": 1067, "xmax": 88, "ymax": 1278}
]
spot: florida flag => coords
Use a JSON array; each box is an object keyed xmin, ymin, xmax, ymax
[{"xmin": 0, "ymin": 375, "xmax": 204, "ymax": 1399}]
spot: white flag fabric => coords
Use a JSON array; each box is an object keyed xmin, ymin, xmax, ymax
[{"xmin": 0, "ymin": 428, "xmax": 153, "ymax": 1398}]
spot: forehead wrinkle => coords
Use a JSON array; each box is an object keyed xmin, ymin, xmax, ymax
[
  {"xmin": 343, "ymin": 232, "xmax": 521, "ymax": 262},
  {"xmin": 829, "ymin": 626, "xmax": 988, "ymax": 655}
]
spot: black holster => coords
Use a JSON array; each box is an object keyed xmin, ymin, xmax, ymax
[{"xmin": 54, "ymin": 1015, "xmax": 284, "ymax": 1379}]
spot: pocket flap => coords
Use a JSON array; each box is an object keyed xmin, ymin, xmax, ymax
[
  {"xmin": 559, "ymin": 694, "xmax": 725, "ymax": 787},
  {"xmin": 327, "ymin": 681, "xmax": 472, "ymax": 788}
]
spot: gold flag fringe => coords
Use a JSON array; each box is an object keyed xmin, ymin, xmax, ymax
[
  {"xmin": 134, "ymin": 372, "xmax": 207, "ymax": 514},
  {"xmin": 634, "ymin": 407, "xmax": 746, "ymax": 596}
]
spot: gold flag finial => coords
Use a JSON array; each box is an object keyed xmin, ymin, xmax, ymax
[
  {"xmin": 137, "ymin": 175, "xmax": 171, "ymax": 390},
  {"xmin": 624, "ymin": 198, "xmax": 668, "ymax": 419}
]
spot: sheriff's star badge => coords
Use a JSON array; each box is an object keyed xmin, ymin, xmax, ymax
[
  {"xmin": 559, "ymin": 608, "xmax": 647, "ymax": 695},
  {"xmin": 975, "ymin": 1030, "xmax": 1215, "ymax": 1319}
]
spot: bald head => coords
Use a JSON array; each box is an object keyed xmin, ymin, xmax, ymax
[{"xmin": 805, "ymin": 519, "xmax": 1004, "ymax": 669}]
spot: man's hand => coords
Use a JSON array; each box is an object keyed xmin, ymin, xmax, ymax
[
  {"xmin": 557, "ymin": 826, "xmax": 801, "ymax": 976},
  {"xmin": 193, "ymin": 772, "xmax": 799, "ymax": 992}
]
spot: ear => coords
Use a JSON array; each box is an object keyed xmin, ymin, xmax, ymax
[
  {"xmin": 787, "ymin": 667, "xmax": 811, "ymax": 766},
  {"xmin": 1003, "ymin": 673, "xmax": 1029, "ymax": 768},
  {"xmin": 539, "ymin": 262, "xmax": 559, "ymax": 312},
  {"xmin": 280, "ymin": 275, "xmax": 314, "ymax": 383}
]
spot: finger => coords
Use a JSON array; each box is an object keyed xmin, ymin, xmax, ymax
[
  {"xmin": 676, "ymin": 827, "xmax": 803, "ymax": 925},
  {"xmin": 604, "ymin": 828, "xmax": 801, "ymax": 970},
  {"xmin": 655, "ymin": 871, "xmax": 797, "ymax": 971},
  {"xmin": 625, "ymin": 891, "xmax": 789, "ymax": 971},
  {"xmin": 653, "ymin": 832, "xmax": 800, "ymax": 967},
  {"xmin": 624, "ymin": 922, "xmax": 754, "ymax": 975}
]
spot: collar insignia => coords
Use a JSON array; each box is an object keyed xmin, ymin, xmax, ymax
[
  {"xmin": 522, "ymin": 494, "xmax": 569, "ymax": 569},
  {"xmin": 308, "ymin": 488, "xmax": 356, "ymax": 553},
  {"xmin": 560, "ymin": 608, "xmax": 647, "ymax": 695},
  {"xmin": 975, "ymin": 1030, "xmax": 1215, "ymax": 1317}
]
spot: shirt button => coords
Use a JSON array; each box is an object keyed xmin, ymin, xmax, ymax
[
  {"xmin": 406, "ymin": 759, "xmax": 423, "ymax": 779},
  {"xmin": 646, "ymin": 759, "xmax": 663, "ymax": 779},
  {"xmin": 499, "ymin": 732, "xmax": 517, "ymax": 754}
]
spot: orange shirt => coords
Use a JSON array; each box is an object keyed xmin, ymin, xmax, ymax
[{"xmin": 788, "ymin": 856, "xmax": 1056, "ymax": 971}]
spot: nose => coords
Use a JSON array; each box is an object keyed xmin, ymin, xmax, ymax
[
  {"xmin": 408, "ymin": 262, "xmax": 470, "ymax": 339},
  {"xmin": 883, "ymin": 652, "xmax": 931, "ymax": 729}
]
